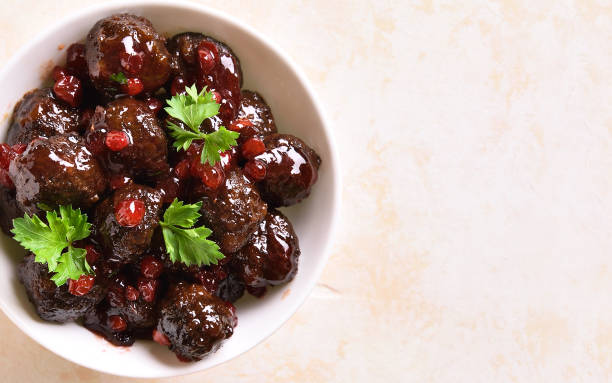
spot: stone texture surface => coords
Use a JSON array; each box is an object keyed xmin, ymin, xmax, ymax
[{"xmin": 2, "ymin": 0, "xmax": 612, "ymax": 381}]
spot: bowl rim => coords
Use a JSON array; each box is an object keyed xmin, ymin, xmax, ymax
[{"xmin": 0, "ymin": 0, "xmax": 342, "ymax": 378}]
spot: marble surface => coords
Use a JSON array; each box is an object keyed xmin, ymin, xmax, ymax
[{"xmin": 1, "ymin": 0, "xmax": 612, "ymax": 381}]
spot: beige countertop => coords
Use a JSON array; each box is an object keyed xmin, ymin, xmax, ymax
[{"xmin": 2, "ymin": 0, "xmax": 612, "ymax": 381}]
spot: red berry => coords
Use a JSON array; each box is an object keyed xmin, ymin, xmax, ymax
[
  {"xmin": 144, "ymin": 97, "xmax": 163, "ymax": 114},
  {"xmin": 66, "ymin": 43, "xmax": 88, "ymax": 77},
  {"xmin": 12, "ymin": 144, "xmax": 27, "ymax": 155},
  {"xmin": 108, "ymin": 315, "xmax": 128, "ymax": 332},
  {"xmin": 53, "ymin": 75, "xmax": 82, "ymax": 107},
  {"xmin": 124, "ymin": 78, "xmax": 144, "ymax": 96},
  {"xmin": 105, "ymin": 131, "xmax": 129, "ymax": 151},
  {"xmin": 0, "ymin": 144, "xmax": 13, "ymax": 170},
  {"xmin": 219, "ymin": 148, "xmax": 236, "ymax": 171},
  {"xmin": 197, "ymin": 40, "xmax": 219, "ymax": 73},
  {"xmin": 173, "ymin": 159, "xmax": 190, "ymax": 180},
  {"xmin": 84, "ymin": 245, "xmax": 101, "ymax": 266},
  {"xmin": 108, "ymin": 284, "xmax": 126, "ymax": 308},
  {"xmin": 228, "ymin": 118, "xmax": 253, "ymax": 133},
  {"xmin": 219, "ymin": 98, "xmax": 236, "ymax": 122},
  {"xmin": 140, "ymin": 256, "xmax": 163, "ymax": 279},
  {"xmin": 241, "ymin": 137, "xmax": 266, "ymax": 160},
  {"xmin": 110, "ymin": 174, "xmax": 132, "ymax": 190},
  {"xmin": 68, "ymin": 275, "xmax": 95, "ymax": 296},
  {"xmin": 170, "ymin": 76, "xmax": 187, "ymax": 96},
  {"xmin": 201, "ymin": 164, "xmax": 224, "ymax": 190},
  {"xmin": 137, "ymin": 277, "xmax": 159, "ymax": 303},
  {"xmin": 0, "ymin": 169, "xmax": 13, "ymax": 189},
  {"xmin": 85, "ymin": 131, "xmax": 106, "ymax": 156},
  {"xmin": 115, "ymin": 199, "xmax": 146, "ymax": 227},
  {"xmin": 125, "ymin": 285, "xmax": 139, "ymax": 301},
  {"xmin": 244, "ymin": 160, "xmax": 267, "ymax": 181},
  {"xmin": 52, "ymin": 65, "xmax": 68, "ymax": 81},
  {"xmin": 152, "ymin": 329, "xmax": 171, "ymax": 346},
  {"xmin": 119, "ymin": 51, "xmax": 144, "ymax": 75},
  {"xmin": 211, "ymin": 91, "xmax": 221, "ymax": 103}
]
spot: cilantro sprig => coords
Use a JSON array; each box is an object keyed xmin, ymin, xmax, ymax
[
  {"xmin": 11, "ymin": 206, "xmax": 93, "ymax": 286},
  {"xmin": 165, "ymin": 84, "xmax": 239, "ymax": 166},
  {"xmin": 159, "ymin": 199, "xmax": 225, "ymax": 266},
  {"xmin": 110, "ymin": 72, "xmax": 127, "ymax": 85}
]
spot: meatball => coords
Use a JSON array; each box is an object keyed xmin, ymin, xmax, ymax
[
  {"xmin": 156, "ymin": 282, "xmax": 236, "ymax": 361},
  {"xmin": 83, "ymin": 274, "xmax": 157, "ymax": 346},
  {"xmin": 86, "ymin": 98, "xmax": 168, "ymax": 179},
  {"xmin": 235, "ymin": 209, "xmax": 300, "ymax": 288},
  {"xmin": 93, "ymin": 184, "xmax": 163, "ymax": 265},
  {"xmin": 197, "ymin": 168, "xmax": 267, "ymax": 254},
  {"xmin": 254, "ymin": 134, "xmax": 321, "ymax": 207},
  {"xmin": 0, "ymin": 186, "xmax": 23, "ymax": 235},
  {"xmin": 235, "ymin": 90, "xmax": 277, "ymax": 143},
  {"xmin": 8, "ymin": 134, "xmax": 107, "ymax": 215},
  {"xmin": 167, "ymin": 32, "xmax": 242, "ymax": 123},
  {"xmin": 18, "ymin": 253, "xmax": 105, "ymax": 323},
  {"xmin": 85, "ymin": 14, "xmax": 171, "ymax": 98},
  {"xmin": 6, "ymin": 88, "xmax": 80, "ymax": 146}
]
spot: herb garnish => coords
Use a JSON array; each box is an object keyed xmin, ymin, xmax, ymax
[
  {"xmin": 165, "ymin": 84, "xmax": 239, "ymax": 166},
  {"xmin": 11, "ymin": 206, "xmax": 92, "ymax": 286},
  {"xmin": 159, "ymin": 199, "xmax": 224, "ymax": 266},
  {"xmin": 109, "ymin": 72, "xmax": 127, "ymax": 85}
]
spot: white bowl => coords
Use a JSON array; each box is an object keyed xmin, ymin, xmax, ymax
[{"xmin": 0, "ymin": 0, "xmax": 340, "ymax": 378}]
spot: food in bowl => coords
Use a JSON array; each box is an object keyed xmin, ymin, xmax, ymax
[{"xmin": 0, "ymin": 13, "xmax": 321, "ymax": 362}]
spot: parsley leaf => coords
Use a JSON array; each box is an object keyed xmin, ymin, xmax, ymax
[
  {"xmin": 110, "ymin": 72, "xmax": 127, "ymax": 85},
  {"xmin": 11, "ymin": 206, "xmax": 93, "ymax": 286},
  {"xmin": 159, "ymin": 199, "xmax": 225, "ymax": 267},
  {"xmin": 164, "ymin": 84, "xmax": 239, "ymax": 166}
]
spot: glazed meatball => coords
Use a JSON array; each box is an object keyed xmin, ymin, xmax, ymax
[
  {"xmin": 86, "ymin": 98, "xmax": 168, "ymax": 179},
  {"xmin": 235, "ymin": 90, "xmax": 277, "ymax": 142},
  {"xmin": 83, "ymin": 274, "xmax": 157, "ymax": 346},
  {"xmin": 167, "ymin": 32, "xmax": 242, "ymax": 123},
  {"xmin": 6, "ymin": 88, "xmax": 80, "ymax": 146},
  {"xmin": 235, "ymin": 209, "xmax": 300, "ymax": 288},
  {"xmin": 18, "ymin": 253, "xmax": 105, "ymax": 323},
  {"xmin": 93, "ymin": 184, "xmax": 163, "ymax": 265},
  {"xmin": 8, "ymin": 134, "xmax": 107, "ymax": 215},
  {"xmin": 0, "ymin": 187, "xmax": 23, "ymax": 235},
  {"xmin": 156, "ymin": 282, "xmax": 236, "ymax": 361},
  {"xmin": 254, "ymin": 134, "xmax": 321, "ymax": 207},
  {"xmin": 85, "ymin": 14, "xmax": 171, "ymax": 98},
  {"xmin": 197, "ymin": 168, "xmax": 267, "ymax": 254}
]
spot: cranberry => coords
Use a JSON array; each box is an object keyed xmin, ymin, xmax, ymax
[
  {"xmin": 105, "ymin": 131, "xmax": 130, "ymax": 151},
  {"xmin": 53, "ymin": 75, "xmax": 82, "ymax": 107},
  {"xmin": 0, "ymin": 169, "xmax": 14, "ymax": 189},
  {"xmin": 52, "ymin": 65, "xmax": 68, "ymax": 81},
  {"xmin": 119, "ymin": 51, "xmax": 144, "ymax": 75},
  {"xmin": 65, "ymin": 43, "xmax": 88, "ymax": 77},
  {"xmin": 197, "ymin": 40, "xmax": 219, "ymax": 73},
  {"xmin": 85, "ymin": 131, "xmax": 107, "ymax": 156},
  {"xmin": 108, "ymin": 315, "xmax": 128, "ymax": 332},
  {"xmin": 0, "ymin": 144, "xmax": 13, "ymax": 170},
  {"xmin": 68, "ymin": 275, "xmax": 95, "ymax": 296},
  {"xmin": 190, "ymin": 158, "xmax": 224, "ymax": 190},
  {"xmin": 137, "ymin": 277, "xmax": 159, "ymax": 303},
  {"xmin": 124, "ymin": 78, "xmax": 144, "ymax": 96},
  {"xmin": 12, "ymin": 144, "xmax": 27, "ymax": 155},
  {"xmin": 244, "ymin": 160, "xmax": 267, "ymax": 181},
  {"xmin": 219, "ymin": 98, "xmax": 236, "ymax": 122},
  {"xmin": 84, "ymin": 245, "xmax": 101, "ymax": 266},
  {"xmin": 125, "ymin": 285, "xmax": 139, "ymax": 301},
  {"xmin": 110, "ymin": 174, "xmax": 132, "ymax": 190},
  {"xmin": 219, "ymin": 148, "xmax": 236, "ymax": 171},
  {"xmin": 241, "ymin": 137, "xmax": 266, "ymax": 160},
  {"xmin": 114, "ymin": 199, "xmax": 146, "ymax": 227},
  {"xmin": 173, "ymin": 159, "xmax": 190, "ymax": 180},
  {"xmin": 152, "ymin": 329, "xmax": 171, "ymax": 346},
  {"xmin": 170, "ymin": 76, "xmax": 187, "ymax": 96},
  {"xmin": 211, "ymin": 91, "xmax": 221, "ymax": 103},
  {"xmin": 195, "ymin": 270, "xmax": 219, "ymax": 294},
  {"xmin": 228, "ymin": 118, "xmax": 253, "ymax": 133},
  {"xmin": 144, "ymin": 97, "xmax": 163, "ymax": 114},
  {"xmin": 141, "ymin": 256, "xmax": 163, "ymax": 279}
]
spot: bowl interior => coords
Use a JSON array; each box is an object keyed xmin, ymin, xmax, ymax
[{"xmin": 0, "ymin": 1, "xmax": 339, "ymax": 378}]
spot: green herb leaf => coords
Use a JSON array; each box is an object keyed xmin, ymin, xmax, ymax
[
  {"xmin": 110, "ymin": 72, "xmax": 127, "ymax": 85},
  {"xmin": 11, "ymin": 206, "xmax": 93, "ymax": 286},
  {"xmin": 164, "ymin": 84, "xmax": 239, "ymax": 165},
  {"xmin": 159, "ymin": 199, "xmax": 225, "ymax": 267}
]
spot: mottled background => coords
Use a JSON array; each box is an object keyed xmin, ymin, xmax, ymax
[{"xmin": 1, "ymin": 0, "xmax": 612, "ymax": 381}]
